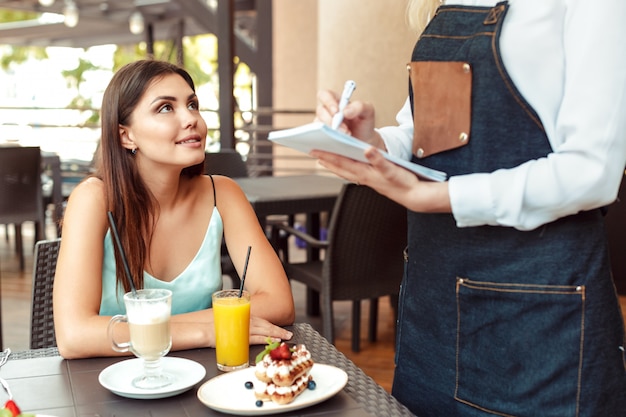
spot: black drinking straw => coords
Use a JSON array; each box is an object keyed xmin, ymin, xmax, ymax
[
  {"xmin": 107, "ymin": 211, "xmax": 137, "ymax": 297},
  {"xmin": 238, "ymin": 246, "xmax": 252, "ymax": 297}
]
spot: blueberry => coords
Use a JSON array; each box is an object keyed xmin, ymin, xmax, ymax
[
  {"xmin": 245, "ymin": 381, "xmax": 254, "ymax": 389},
  {"xmin": 255, "ymin": 400, "xmax": 264, "ymax": 407},
  {"xmin": 307, "ymin": 380, "xmax": 317, "ymax": 390}
]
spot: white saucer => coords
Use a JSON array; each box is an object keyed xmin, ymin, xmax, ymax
[
  {"xmin": 98, "ymin": 356, "xmax": 206, "ymax": 399},
  {"xmin": 197, "ymin": 363, "xmax": 348, "ymax": 415}
]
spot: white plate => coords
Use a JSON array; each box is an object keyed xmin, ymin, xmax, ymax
[
  {"xmin": 197, "ymin": 363, "xmax": 348, "ymax": 416},
  {"xmin": 98, "ymin": 356, "xmax": 206, "ymax": 399}
]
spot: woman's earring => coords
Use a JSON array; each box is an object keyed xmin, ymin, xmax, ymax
[{"xmin": 131, "ymin": 148, "xmax": 137, "ymax": 155}]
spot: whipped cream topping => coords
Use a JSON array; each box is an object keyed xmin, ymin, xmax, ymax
[
  {"xmin": 255, "ymin": 344, "xmax": 312, "ymax": 379},
  {"xmin": 254, "ymin": 374, "xmax": 311, "ymax": 397}
]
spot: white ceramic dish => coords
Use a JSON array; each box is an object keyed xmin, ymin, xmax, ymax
[
  {"xmin": 98, "ymin": 357, "xmax": 206, "ymax": 399},
  {"xmin": 197, "ymin": 363, "xmax": 348, "ymax": 416}
]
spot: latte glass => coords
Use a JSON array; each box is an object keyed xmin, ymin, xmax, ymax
[{"xmin": 108, "ymin": 289, "xmax": 173, "ymax": 389}]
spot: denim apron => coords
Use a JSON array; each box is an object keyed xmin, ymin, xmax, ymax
[{"xmin": 392, "ymin": 3, "xmax": 626, "ymax": 416}]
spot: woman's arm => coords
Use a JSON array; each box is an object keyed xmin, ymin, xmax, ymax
[
  {"xmin": 449, "ymin": 1, "xmax": 626, "ymax": 230},
  {"xmin": 215, "ymin": 176, "xmax": 296, "ymax": 330},
  {"xmin": 53, "ymin": 178, "xmax": 118, "ymax": 358}
]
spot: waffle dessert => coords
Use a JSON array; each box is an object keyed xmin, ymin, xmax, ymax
[{"xmin": 253, "ymin": 342, "xmax": 314, "ymax": 404}]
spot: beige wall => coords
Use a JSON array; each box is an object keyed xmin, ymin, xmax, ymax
[
  {"xmin": 272, "ymin": 0, "xmax": 417, "ymax": 175},
  {"xmin": 317, "ymin": 0, "xmax": 417, "ymax": 127},
  {"xmin": 272, "ymin": 0, "xmax": 320, "ymax": 174}
]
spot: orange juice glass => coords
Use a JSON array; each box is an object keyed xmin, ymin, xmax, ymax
[{"xmin": 212, "ymin": 289, "xmax": 251, "ymax": 371}]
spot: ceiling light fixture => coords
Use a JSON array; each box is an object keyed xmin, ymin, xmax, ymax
[
  {"xmin": 63, "ymin": 0, "xmax": 79, "ymax": 28},
  {"xmin": 38, "ymin": 0, "xmax": 55, "ymax": 6},
  {"xmin": 129, "ymin": 11, "xmax": 145, "ymax": 35}
]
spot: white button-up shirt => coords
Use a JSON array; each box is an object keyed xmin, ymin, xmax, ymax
[{"xmin": 378, "ymin": 0, "xmax": 626, "ymax": 230}]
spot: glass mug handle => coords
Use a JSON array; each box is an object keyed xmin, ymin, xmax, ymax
[{"xmin": 108, "ymin": 314, "xmax": 131, "ymax": 352}]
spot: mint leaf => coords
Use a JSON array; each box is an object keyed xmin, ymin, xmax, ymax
[{"xmin": 255, "ymin": 338, "xmax": 280, "ymax": 364}]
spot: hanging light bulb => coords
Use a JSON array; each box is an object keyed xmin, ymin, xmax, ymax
[
  {"xmin": 129, "ymin": 11, "xmax": 145, "ymax": 35},
  {"xmin": 63, "ymin": 0, "xmax": 79, "ymax": 28},
  {"xmin": 38, "ymin": 0, "xmax": 55, "ymax": 6}
]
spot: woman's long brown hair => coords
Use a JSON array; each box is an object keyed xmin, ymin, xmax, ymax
[{"xmin": 96, "ymin": 59, "xmax": 203, "ymax": 293}]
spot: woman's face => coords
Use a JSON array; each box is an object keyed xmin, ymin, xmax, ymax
[{"xmin": 120, "ymin": 73, "xmax": 208, "ymax": 171}]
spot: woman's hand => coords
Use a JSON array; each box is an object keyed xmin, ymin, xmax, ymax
[
  {"xmin": 250, "ymin": 315, "xmax": 293, "ymax": 345},
  {"xmin": 316, "ymin": 90, "xmax": 385, "ymax": 149},
  {"xmin": 311, "ymin": 146, "xmax": 451, "ymax": 214}
]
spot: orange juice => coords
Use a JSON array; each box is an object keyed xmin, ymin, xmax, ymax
[{"xmin": 213, "ymin": 290, "xmax": 251, "ymax": 371}]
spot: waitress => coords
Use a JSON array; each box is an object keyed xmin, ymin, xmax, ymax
[{"xmin": 313, "ymin": 0, "xmax": 626, "ymax": 416}]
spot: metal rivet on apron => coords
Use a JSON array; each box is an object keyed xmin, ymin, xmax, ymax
[
  {"xmin": 576, "ymin": 286, "xmax": 583, "ymax": 292},
  {"xmin": 416, "ymin": 148, "xmax": 424, "ymax": 158},
  {"xmin": 462, "ymin": 63, "xmax": 471, "ymax": 73},
  {"xmin": 459, "ymin": 132, "xmax": 468, "ymax": 142}
]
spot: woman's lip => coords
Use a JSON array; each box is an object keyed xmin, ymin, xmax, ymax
[
  {"xmin": 176, "ymin": 135, "xmax": 202, "ymax": 144},
  {"xmin": 176, "ymin": 140, "xmax": 203, "ymax": 148}
]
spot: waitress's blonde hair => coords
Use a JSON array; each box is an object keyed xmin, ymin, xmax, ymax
[{"xmin": 407, "ymin": 0, "xmax": 442, "ymax": 34}]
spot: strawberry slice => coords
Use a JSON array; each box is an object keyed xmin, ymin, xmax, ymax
[
  {"xmin": 269, "ymin": 343, "xmax": 292, "ymax": 360},
  {"xmin": 4, "ymin": 400, "xmax": 20, "ymax": 417}
]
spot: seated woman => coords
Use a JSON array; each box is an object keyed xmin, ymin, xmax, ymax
[{"xmin": 53, "ymin": 59, "xmax": 295, "ymax": 359}]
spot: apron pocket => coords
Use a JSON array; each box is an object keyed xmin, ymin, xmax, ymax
[{"xmin": 455, "ymin": 278, "xmax": 584, "ymax": 417}]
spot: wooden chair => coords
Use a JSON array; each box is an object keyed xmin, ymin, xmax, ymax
[
  {"xmin": 0, "ymin": 147, "xmax": 45, "ymax": 271},
  {"xmin": 30, "ymin": 238, "xmax": 61, "ymax": 349},
  {"xmin": 274, "ymin": 183, "xmax": 407, "ymax": 352}
]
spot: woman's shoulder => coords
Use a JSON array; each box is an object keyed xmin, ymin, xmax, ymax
[
  {"xmin": 67, "ymin": 176, "xmax": 105, "ymax": 205},
  {"xmin": 197, "ymin": 174, "xmax": 248, "ymax": 208},
  {"xmin": 62, "ymin": 176, "xmax": 108, "ymax": 234},
  {"xmin": 196, "ymin": 174, "xmax": 242, "ymax": 194}
]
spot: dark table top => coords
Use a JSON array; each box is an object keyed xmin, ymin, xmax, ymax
[
  {"xmin": 234, "ymin": 175, "xmax": 346, "ymax": 219},
  {"xmin": 3, "ymin": 323, "xmax": 414, "ymax": 417}
]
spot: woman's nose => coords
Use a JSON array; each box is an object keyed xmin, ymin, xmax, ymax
[{"xmin": 182, "ymin": 109, "xmax": 199, "ymax": 128}]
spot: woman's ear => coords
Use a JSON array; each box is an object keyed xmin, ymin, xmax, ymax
[{"xmin": 119, "ymin": 125, "xmax": 135, "ymax": 151}]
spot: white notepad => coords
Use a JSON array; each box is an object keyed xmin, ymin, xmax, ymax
[{"xmin": 268, "ymin": 122, "xmax": 447, "ymax": 182}]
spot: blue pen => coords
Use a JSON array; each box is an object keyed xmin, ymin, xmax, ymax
[{"xmin": 331, "ymin": 80, "xmax": 357, "ymax": 130}]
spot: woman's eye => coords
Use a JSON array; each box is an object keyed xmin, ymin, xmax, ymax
[
  {"xmin": 188, "ymin": 101, "xmax": 199, "ymax": 111},
  {"xmin": 158, "ymin": 104, "xmax": 173, "ymax": 113}
]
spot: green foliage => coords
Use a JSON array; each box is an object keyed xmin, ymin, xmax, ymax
[
  {"xmin": 0, "ymin": 8, "xmax": 49, "ymax": 69},
  {"xmin": 0, "ymin": 6, "xmax": 226, "ymax": 128},
  {"xmin": 61, "ymin": 57, "xmax": 100, "ymax": 89},
  {"xmin": 111, "ymin": 34, "xmax": 219, "ymax": 88}
]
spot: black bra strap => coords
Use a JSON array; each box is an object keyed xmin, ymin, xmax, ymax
[{"xmin": 208, "ymin": 175, "xmax": 217, "ymax": 207}]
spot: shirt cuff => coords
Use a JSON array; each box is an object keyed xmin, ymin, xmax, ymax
[
  {"xmin": 449, "ymin": 173, "xmax": 498, "ymax": 227},
  {"xmin": 376, "ymin": 126, "xmax": 412, "ymax": 160}
]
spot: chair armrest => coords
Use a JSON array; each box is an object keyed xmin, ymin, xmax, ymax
[{"xmin": 272, "ymin": 223, "xmax": 329, "ymax": 249}]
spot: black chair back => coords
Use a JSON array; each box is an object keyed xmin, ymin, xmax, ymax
[
  {"xmin": 324, "ymin": 184, "xmax": 407, "ymax": 300},
  {"xmin": 203, "ymin": 149, "xmax": 248, "ymax": 178},
  {"xmin": 0, "ymin": 146, "xmax": 45, "ymax": 270},
  {"xmin": 0, "ymin": 147, "xmax": 44, "ymax": 228},
  {"xmin": 31, "ymin": 238, "xmax": 61, "ymax": 349},
  {"xmin": 279, "ymin": 183, "xmax": 407, "ymax": 351}
]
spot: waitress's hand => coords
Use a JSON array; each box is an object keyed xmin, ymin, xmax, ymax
[
  {"xmin": 316, "ymin": 90, "xmax": 386, "ymax": 150},
  {"xmin": 249, "ymin": 315, "xmax": 293, "ymax": 345},
  {"xmin": 311, "ymin": 146, "xmax": 451, "ymax": 214}
]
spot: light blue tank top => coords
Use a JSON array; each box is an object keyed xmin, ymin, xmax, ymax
[{"xmin": 99, "ymin": 206, "xmax": 224, "ymax": 316}]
